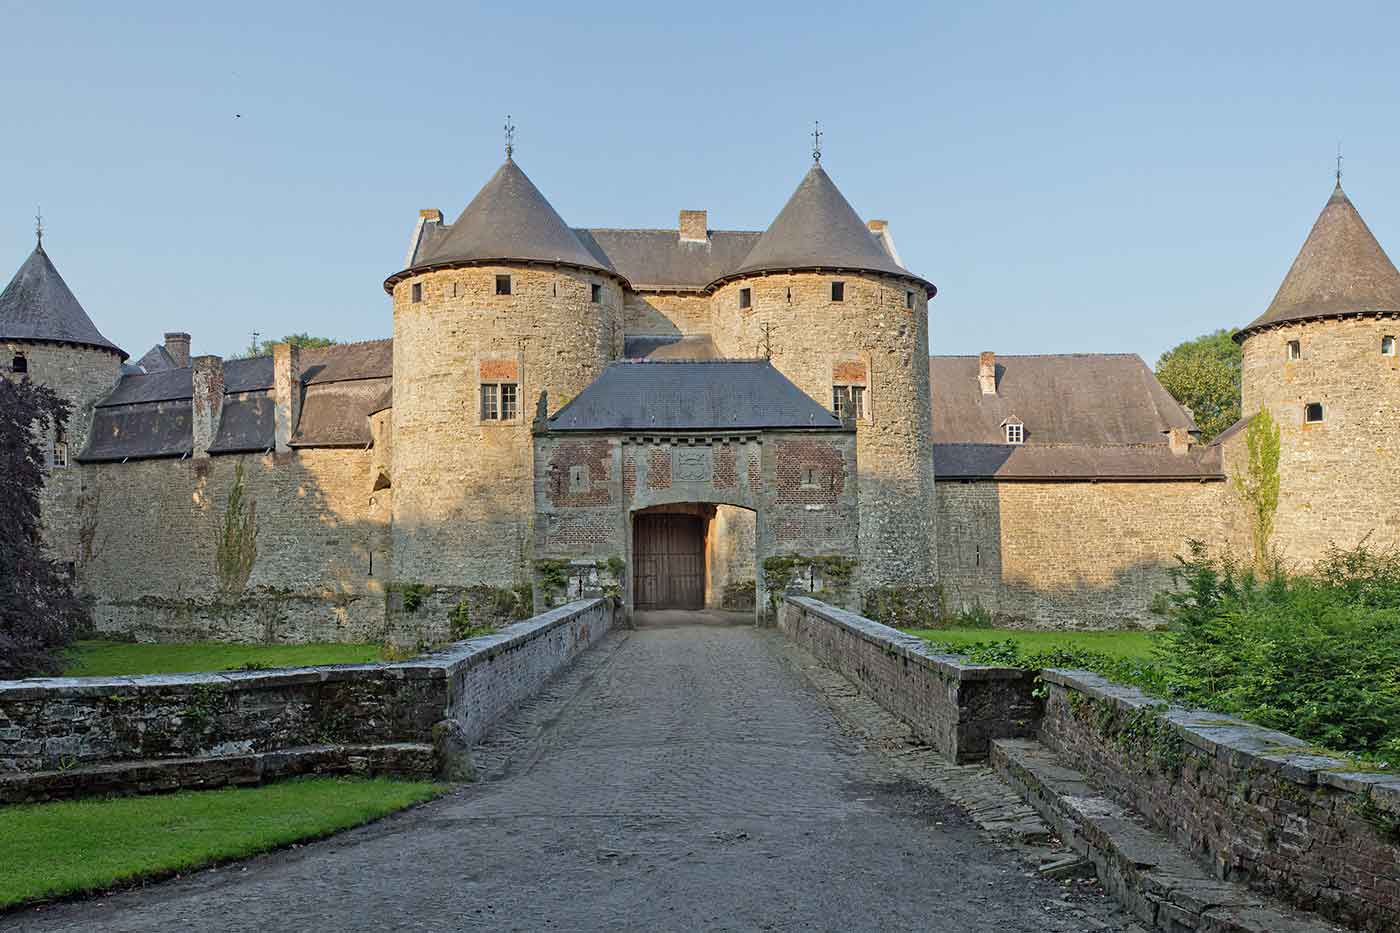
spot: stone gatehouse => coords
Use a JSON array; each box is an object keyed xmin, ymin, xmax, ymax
[{"xmin": 4, "ymin": 147, "xmax": 1398, "ymax": 640}]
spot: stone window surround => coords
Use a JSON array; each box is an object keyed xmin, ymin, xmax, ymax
[
  {"xmin": 1286, "ymin": 339, "xmax": 1300, "ymax": 361},
  {"xmin": 738, "ymin": 286, "xmax": 752, "ymax": 310},
  {"xmin": 830, "ymin": 280, "xmax": 845, "ymax": 302},
  {"xmin": 1383, "ymin": 334, "xmax": 1396, "ymax": 356},
  {"xmin": 1303, "ymin": 401, "xmax": 1324, "ymax": 424},
  {"xmin": 495, "ymin": 274, "xmax": 512, "ymax": 296},
  {"xmin": 411, "ymin": 282, "xmax": 423, "ymax": 303}
]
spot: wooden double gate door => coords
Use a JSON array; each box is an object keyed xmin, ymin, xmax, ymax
[{"xmin": 633, "ymin": 514, "xmax": 705, "ymax": 610}]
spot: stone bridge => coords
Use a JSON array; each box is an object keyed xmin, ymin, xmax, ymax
[{"xmin": 2, "ymin": 601, "xmax": 1390, "ymax": 932}]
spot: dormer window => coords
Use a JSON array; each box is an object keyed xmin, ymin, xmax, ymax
[
  {"xmin": 1383, "ymin": 335, "xmax": 1395, "ymax": 356},
  {"xmin": 10, "ymin": 353, "xmax": 26, "ymax": 374},
  {"xmin": 1286, "ymin": 340, "xmax": 1300, "ymax": 361},
  {"xmin": 1004, "ymin": 420, "xmax": 1025, "ymax": 445}
]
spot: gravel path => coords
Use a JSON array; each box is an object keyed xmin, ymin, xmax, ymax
[{"xmin": 5, "ymin": 623, "xmax": 1133, "ymax": 932}]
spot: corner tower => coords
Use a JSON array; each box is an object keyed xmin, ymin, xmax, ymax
[
  {"xmin": 383, "ymin": 158, "xmax": 626, "ymax": 595},
  {"xmin": 1235, "ymin": 180, "xmax": 1400, "ymax": 561},
  {"xmin": 0, "ymin": 236, "xmax": 125, "ymax": 563},
  {"xmin": 709, "ymin": 162, "xmax": 938, "ymax": 590}
]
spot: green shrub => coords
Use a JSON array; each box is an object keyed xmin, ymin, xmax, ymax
[
  {"xmin": 448, "ymin": 601, "xmax": 497, "ymax": 641},
  {"xmin": 921, "ymin": 637, "xmax": 1169, "ymax": 697},
  {"xmin": 863, "ymin": 585, "xmax": 943, "ymax": 628},
  {"xmin": 1156, "ymin": 541, "xmax": 1400, "ymax": 768}
]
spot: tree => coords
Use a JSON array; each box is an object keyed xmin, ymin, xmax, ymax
[
  {"xmin": 230, "ymin": 333, "xmax": 337, "ymax": 359},
  {"xmin": 1155, "ymin": 329, "xmax": 1242, "ymax": 443},
  {"xmin": 0, "ymin": 378, "xmax": 90, "ymax": 677}
]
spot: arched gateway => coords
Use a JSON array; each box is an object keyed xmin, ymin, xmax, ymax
[{"xmin": 533, "ymin": 359, "xmax": 859, "ymax": 620}]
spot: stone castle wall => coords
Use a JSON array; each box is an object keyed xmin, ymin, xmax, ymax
[
  {"xmin": 709, "ymin": 271, "xmax": 936, "ymax": 592},
  {"xmin": 937, "ymin": 479, "xmax": 1227, "ymax": 628},
  {"xmin": 79, "ymin": 449, "xmax": 392, "ymax": 643},
  {"xmin": 1241, "ymin": 315, "xmax": 1400, "ymax": 565},
  {"xmin": 7, "ymin": 342, "xmax": 122, "ymax": 565},
  {"xmin": 623, "ymin": 290, "xmax": 711, "ymax": 337},
  {"xmin": 389, "ymin": 264, "xmax": 624, "ymax": 589}
]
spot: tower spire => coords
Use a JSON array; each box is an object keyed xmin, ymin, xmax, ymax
[
  {"xmin": 504, "ymin": 115, "xmax": 516, "ymax": 162},
  {"xmin": 811, "ymin": 120, "xmax": 822, "ymax": 163}
]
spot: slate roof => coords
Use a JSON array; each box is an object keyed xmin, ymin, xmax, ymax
[
  {"xmin": 0, "ymin": 245, "xmax": 126, "ymax": 358},
  {"xmin": 405, "ymin": 160, "xmax": 614, "ymax": 280},
  {"xmin": 135, "ymin": 344, "xmax": 178, "ymax": 373},
  {"xmin": 79, "ymin": 340, "xmax": 394, "ymax": 461},
  {"xmin": 723, "ymin": 164, "xmax": 930, "ymax": 291},
  {"xmin": 548, "ymin": 360, "xmax": 844, "ymax": 432},
  {"xmin": 576, "ymin": 229, "xmax": 760, "ymax": 291},
  {"xmin": 930, "ymin": 354, "xmax": 1220, "ymax": 480},
  {"xmin": 1238, "ymin": 183, "xmax": 1400, "ymax": 338},
  {"xmin": 622, "ymin": 334, "xmax": 721, "ymax": 360}
]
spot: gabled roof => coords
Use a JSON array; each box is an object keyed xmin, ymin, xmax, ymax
[
  {"xmin": 1238, "ymin": 182, "xmax": 1400, "ymax": 339},
  {"xmin": 408, "ymin": 160, "xmax": 614, "ymax": 279},
  {"xmin": 548, "ymin": 360, "xmax": 845, "ymax": 432},
  {"xmin": 135, "ymin": 344, "xmax": 178, "ymax": 373},
  {"xmin": 0, "ymin": 244, "xmax": 125, "ymax": 358},
  {"xmin": 721, "ymin": 164, "xmax": 930, "ymax": 291},
  {"xmin": 575, "ymin": 229, "xmax": 761, "ymax": 290}
]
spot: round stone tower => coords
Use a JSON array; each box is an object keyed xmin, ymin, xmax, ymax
[
  {"xmin": 383, "ymin": 159, "xmax": 626, "ymax": 590},
  {"xmin": 1235, "ymin": 180, "xmax": 1400, "ymax": 562},
  {"xmin": 0, "ymin": 236, "xmax": 126, "ymax": 564},
  {"xmin": 709, "ymin": 163, "xmax": 938, "ymax": 590}
]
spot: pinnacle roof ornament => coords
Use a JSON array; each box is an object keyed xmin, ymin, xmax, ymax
[
  {"xmin": 811, "ymin": 120, "xmax": 822, "ymax": 163},
  {"xmin": 34, "ymin": 206, "xmax": 43, "ymax": 247},
  {"xmin": 504, "ymin": 115, "xmax": 515, "ymax": 162}
]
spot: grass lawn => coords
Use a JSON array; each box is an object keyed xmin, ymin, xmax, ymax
[
  {"xmin": 0, "ymin": 777, "xmax": 445, "ymax": 909},
  {"xmin": 60, "ymin": 640, "xmax": 384, "ymax": 678},
  {"xmin": 904, "ymin": 627, "xmax": 1160, "ymax": 661}
]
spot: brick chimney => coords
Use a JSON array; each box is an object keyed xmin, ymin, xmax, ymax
[
  {"xmin": 679, "ymin": 210, "xmax": 708, "ymax": 243},
  {"xmin": 867, "ymin": 219, "xmax": 888, "ymax": 235},
  {"xmin": 419, "ymin": 208, "xmax": 442, "ymax": 223},
  {"xmin": 191, "ymin": 355, "xmax": 224, "ymax": 458},
  {"xmin": 273, "ymin": 342, "xmax": 302, "ymax": 453},
  {"xmin": 1168, "ymin": 427, "xmax": 1193, "ymax": 455},
  {"xmin": 978, "ymin": 351, "xmax": 997, "ymax": 395},
  {"xmin": 164, "ymin": 332, "xmax": 191, "ymax": 368}
]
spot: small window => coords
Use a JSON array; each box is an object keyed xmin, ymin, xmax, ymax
[
  {"xmin": 411, "ymin": 282, "xmax": 423, "ymax": 304},
  {"xmin": 1383, "ymin": 335, "xmax": 1395, "ymax": 356},
  {"xmin": 800, "ymin": 467, "xmax": 819, "ymax": 487},
  {"xmin": 831, "ymin": 281, "xmax": 845, "ymax": 302},
  {"xmin": 51, "ymin": 430, "xmax": 68, "ymax": 468},
  {"xmin": 739, "ymin": 287, "xmax": 752, "ymax": 310},
  {"xmin": 1304, "ymin": 402, "xmax": 1324, "ymax": 424},
  {"xmin": 905, "ymin": 290, "xmax": 914, "ymax": 310},
  {"xmin": 11, "ymin": 353, "xmax": 27, "ymax": 374},
  {"xmin": 832, "ymin": 385, "xmax": 865, "ymax": 421},
  {"xmin": 786, "ymin": 286, "xmax": 792, "ymax": 303},
  {"xmin": 590, "ymin": 283, "xmax": 602, "ymax": 304},
  {"xmin": 569, "ymin": 464, "xmax": 590, "ymax": 493},
  {"xmin": 495, "ymin": 275, "xmax": 511, "ymax": 296},
  {"xmin": 481, "ymin": 383, "xmax": 518, "ymax": 421},
  {"xmin": 1005, "ymin": 422, "xmax": 1024, "ymax": 445},
  {"xmin": 1286, "ymin": 340, "xmax": 1300, "ymax": 361}
]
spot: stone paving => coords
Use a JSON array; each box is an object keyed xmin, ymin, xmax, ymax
[{"xmin": 5, "ymin": 621, "xmax": 1138, "ymax": 932}]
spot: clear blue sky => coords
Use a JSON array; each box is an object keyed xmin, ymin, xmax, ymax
[{"xmin": 3, "ymin": 1, "xmax": 1398, "ymax": 364}]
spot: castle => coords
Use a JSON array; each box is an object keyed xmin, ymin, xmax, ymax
[{"xmin": 4, "ymin": 152, "xmax": 1399, "ymax": 642}]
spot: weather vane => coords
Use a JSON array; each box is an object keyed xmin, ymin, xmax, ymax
[
  {"xmin": 505, "ymin": 115, "xmax": 516, "ymax": 161},
  {"xmin": 1336, "ymin": 142, "xmax": 1343, "ymax": 184},
  {"xmin": 34, "ymin": 206, "xmax": 43, "ymax": 246},
  {"xmin": 812, "ymin": 121, "xmax": 822, "ymax": 163}
]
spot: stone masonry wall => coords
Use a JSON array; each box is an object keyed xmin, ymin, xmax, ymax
[
  {"xmin": 5, "ymin": 342, "xmax": 122, "ymax": 565},
  {"xmin": 1039, "ymin": 670, "xmax": 1400, "ymax": 932},
  {"xmin": 710, "ymin": 271, "xmax": 936, "ymax": 593},
  {"xmin": 937, "ymin": 479, "xmax": 1227, "ymax": 628},
  {"xmin": 778, "ymin": 596, "xmax": 1038, "ymax": 762},
  {"xmin": 1241, "ymin": 315, "xmax": 1400, "ymax": 565},
  {"xmin": 391, "ymin": 265, "xmax": 624, "ymax": 589},
  {"xmin": 80, "ymin": 448, "xmax": 390, "ymax": 644},
  {"xmin": 0, "ymin": 598, "xmax": 613, "ymax": 801},
  {"xmin": 623, "ymin": 290, "xmax": 712, "ymax": 337}
]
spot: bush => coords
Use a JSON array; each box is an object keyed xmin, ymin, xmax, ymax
[
  {"xmin": 862, "ymin": 585, "xmax": 944, "ymax": 628},
  {"xmin": 1156, "ymin": 541, "xmax": 1400, "ymax": 768},
  {"xmin": 921, "ymin": 637, "xmax": 1169, "ymax": 697}
]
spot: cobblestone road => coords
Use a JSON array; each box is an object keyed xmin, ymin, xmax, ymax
[{"xmin": 6, "ymin": 623, "xmax": 1134, "ymax": 932}]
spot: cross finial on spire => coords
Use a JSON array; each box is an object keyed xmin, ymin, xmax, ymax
[
  {"xmin": 504, "ymin": 115, "xmax": 516, "ymax": 162},
  {"xmin": 34, "ymin": 206, "xmax": 43, "ymax": 246},
  {"xmin": 1336, "ymin": 142, "xmax": 1344, "ymax": 185},
  {"xmin": 811, "ymin": 121, "xmax": 822, "ymax": 163}
]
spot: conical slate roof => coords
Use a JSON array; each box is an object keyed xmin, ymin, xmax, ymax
[
  {"xmin": 0, "ymin": 244, "xmax": 125, "ymax": 358},
  {"xmin": 725, "ymin": 164, "xmax": 917, "ymax": 285},
  {"xmin": 1239, "ymin": 182, "xmax": 1400, "ymax": 338},
  {"xmin": 417, "ymin": 160, "xmax": 614, "ymax": 276}
]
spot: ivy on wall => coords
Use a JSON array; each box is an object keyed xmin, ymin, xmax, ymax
[
  {"xmin": 1234, "ymin": 406, "xmax": 1280, "ymax": 575},
  {"xmin": 215, "ymin": 460, "xmax": 258, "ymax": 596},
  {"xmin": 761, "ymin": 554, "xmax": 857, "ymax": 615}
]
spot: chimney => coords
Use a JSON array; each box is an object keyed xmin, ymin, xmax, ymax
[
  {"xmin": 1168, "ymin": 427, "xmax": 1193, "ymax": 456},
  {"xmin": 164, "ymin": 332, "xmax": 191, "ymax": 368},
  {"xmin": 191, "ymin": 355, "xmax": 224, "ymax": 458},
  {"xmin": 679, "ymin": 210, "xmax": 708, "ymax": 243},
  {"xmin": 978, "ymin": 351, "xmax": 997, "ymax": 395},
  {"xmin": 867, "ymin": 219, "xmax": 888, "ymax": 235},
  {"xmin": 405, "ymin": 209, "xmax": 443, "ymax": 269},
  {"xmin": 273, "ymin": 342, "xmax": 302, "ymax": 453},
  {"xmin": 419, "ymin": 208, "xmax": 442, "ymax": 223}
]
